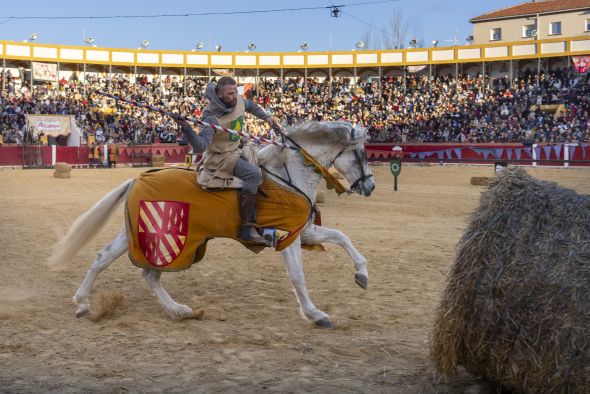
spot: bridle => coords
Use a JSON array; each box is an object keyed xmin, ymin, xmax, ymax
[
  {"xmin": 332, "ymin": 129, "xmax": 374, "ymax": 195},
  {"xmin": 266, "ymin": 125, "xmax": 373, "ymax": 196}
]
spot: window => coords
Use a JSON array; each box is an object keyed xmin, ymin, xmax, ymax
[
  {"xmin": 586, "ymin": 19, "xmax": 590, "ymax": 32},
  {"xmin": 523, "ymin": 24, "xmax": 536, "ymax": 38},
  {"xmin": 490, "ymin": 28, "xmax": 502, "ymax": 41},
  {"xmin": 550, "ymin": 21, "xmax": 562, "ymax": 35}
]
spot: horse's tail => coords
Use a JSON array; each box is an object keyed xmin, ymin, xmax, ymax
[{"xmin": 48, "ymin": 179, "xmax": 134, "ymax": 271}]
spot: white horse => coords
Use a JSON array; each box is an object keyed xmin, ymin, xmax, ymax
[{"xmin": 49, "ymin": 121, "xmax": 376, "ymax": 329}]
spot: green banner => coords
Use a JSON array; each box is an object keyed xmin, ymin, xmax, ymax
[{"xmin": 390, "ymin": 158, "xmax": 401, "ymax": 176}]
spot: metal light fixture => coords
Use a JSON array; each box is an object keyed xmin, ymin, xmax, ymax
[
  {"xmin": 28, "ymin": 33, "xmax": 38, "ymax": 41},
  {"xmin": 85, "ymin": 37, "xmax": 95, "ymax": 45},
  {"xmin": 355, "ymin": 41, "xmax": 365, "ymax": 50},
  {"xmin": 215, "ymin": 44, "xmax": 222, "ymax": 52},
  {"xmin": 409, "ymin": 39, "xmax": 417, "ymax": 48},
  {"xmin": 247, "ymin": 43, "xmax": 256, "ymax": 51},
  {"xmin": 432, "ymin": 40, "xmax": 439, "ymax": 47},
  {"xmin": 141, "ymin": 40, "xmax": 150, "ymax": 49},
  {"xmin": 466, "ymin": 35, "xmax": 474, "ymax": 45},
  {"xmin": 196, "ymin": 42, "xmax": 204, "ymax": 50},
  {"xmin": 300, "ymin": 42, "xmax": 308, "ymax": 51},
  {"xmin": 330, "ymin": 6, "xmax": 340, "ymax": 18}
]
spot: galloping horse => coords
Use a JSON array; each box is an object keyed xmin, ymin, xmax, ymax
[{"xmin": 49, "ymin": 121, "xmax": 375, "ymax": 328}]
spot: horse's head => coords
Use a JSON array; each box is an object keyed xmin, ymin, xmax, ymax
[
  {"xmin": 270, "ymin": 121, "xmax": 376, "ymax": 197},
  {"xmin": 325, "ymin": 122, "xmax": 375, "ymax": 197}
]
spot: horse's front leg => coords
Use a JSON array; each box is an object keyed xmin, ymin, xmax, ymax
[
  {"xmin": 301, "ymin": 224, "xmax": 368, "ymax": 290},
  {"xmin": 281, "ymin": 237, "xmax": 334, "ymax": 329}
]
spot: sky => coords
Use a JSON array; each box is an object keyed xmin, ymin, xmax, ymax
[{"xmin": 0, "ymin": 0, "xmax": 524, "ymax": 52}]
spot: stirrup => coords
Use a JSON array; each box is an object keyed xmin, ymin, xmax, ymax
[{"xmin": 238, "ymin": 227, "xmax": 272, "ymax": 246}]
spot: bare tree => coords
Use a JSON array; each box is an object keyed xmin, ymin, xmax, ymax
[
  {"xmin": 360, "ymin": 28, "xmax": 374, "ymax": 50},
  {"xmin": 382, "ymin": 8, "xmax": 409, "ymax": 50},
  {"xmin": 356, "ymin": 7, "xmax": 412, "ymax": 50}
]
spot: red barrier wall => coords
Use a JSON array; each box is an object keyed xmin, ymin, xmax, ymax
[
  {"xmin": 0, "ymin": 144, "xmax": 191, "ymax": 166},
  {"xmin": 367, "ymin": 143, "xmax": 590, "ymax": 167},
  {"xmin": 56, "ymin": 147, "xmax": 87, "ymax": 165},
  {"xmin": 0, "ymin": 146, "xmax": 23, "ymax": 166},
  {"xmin": 1, "ymin": 143, "xmax": 588, "ymax": 166}
]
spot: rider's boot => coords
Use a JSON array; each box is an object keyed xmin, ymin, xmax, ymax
[{"xmin": 237, "ymin": 191, "xmax": 270, "ymax": 245}]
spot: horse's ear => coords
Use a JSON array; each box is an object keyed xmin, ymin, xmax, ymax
[{"xmin": 351, "ymin": 124, "xmax": 367, "ymax": 143}]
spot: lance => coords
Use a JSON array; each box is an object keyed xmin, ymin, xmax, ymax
[
  {"xmin": 95, "ymin": 90, "xmax": 297, "ymax": 151},
  {"xmin": 95, "ymin": 90, "xmax": 350, "ymax": 195}
]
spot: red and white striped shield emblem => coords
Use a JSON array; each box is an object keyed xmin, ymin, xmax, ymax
[{"xmin": 138, "ymin": 200, "xmax": 189, "ymax": 267}]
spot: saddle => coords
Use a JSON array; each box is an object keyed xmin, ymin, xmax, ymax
[
  {"xmin": 125, "ymin": 167, "xmax": 323, "ymax": 272},
  {"xmin": 196, "ymin": 144, "xmax": 259, "ymax": 190}
]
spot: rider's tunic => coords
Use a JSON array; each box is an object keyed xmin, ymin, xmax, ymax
[{"xmin": 200, "ymin": 96, "xmax": 245, "ymax": 187}]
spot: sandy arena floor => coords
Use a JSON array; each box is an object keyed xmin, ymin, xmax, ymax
[{"xmin": 0, "ymin": 164, "xmax": 588, "ymax": 393}]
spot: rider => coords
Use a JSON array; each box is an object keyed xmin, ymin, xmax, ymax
[{"xmin": 173, "ymin": 76, "xmax": 279, "ymax": 245}]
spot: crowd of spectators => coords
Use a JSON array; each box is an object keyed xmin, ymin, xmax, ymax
[{"xmin": 0, "ymin": 65, "xmax": 588, "ymax": 145}]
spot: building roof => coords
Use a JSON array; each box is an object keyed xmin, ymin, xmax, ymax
[{"xmin": 470, "ymin": 0, "xmax": 590, "ymax": 22}]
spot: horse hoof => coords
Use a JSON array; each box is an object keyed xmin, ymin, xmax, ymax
[
  {"xmin": 315, "ymin": 318, "xmax": 335, "ymax": 329},
  {"xmin": 355, "ymin": 273, "xmax": 368, "ymax": 290},
  {"xmin": 75, "ymin": 306, "xmax": 90, "ymax": 318}
]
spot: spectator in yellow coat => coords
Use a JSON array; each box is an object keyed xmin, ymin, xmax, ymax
[
  {"xmin": 88, "ymin": 142, "xmax": 96, "ymax": 168},
  {"xmin": 108, "ymin": 142, "xmax": 118, "ymax": 168},
  {"xmin": 93, "ymin": 143, "xmax": 101, "ymax": 168}
]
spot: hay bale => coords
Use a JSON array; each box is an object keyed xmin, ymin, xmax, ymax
[
  {"xmin": 53, "ymin": 172, "xmax": 71, "ymax": 179},
  {"xmin": 470, "ymin": 176, "xmax": 492, "ymax": 186},
  {"xmin": 315, "ymin": 191, "xmax": 326, "ymax": 203},
  {"xmin": 54, "ymin": 162, "xmax": 71, "ymax": 172},
  {"xmin": 53, "ymin": 162, "xmax": 72, "ymax": 178},
  {"xmin": 152, "ymin": 155, "xmax": 166, "ymax": 168},
  {"xmin": 431, "ymin": 168, "xmax": 590, "ymax": 393}
]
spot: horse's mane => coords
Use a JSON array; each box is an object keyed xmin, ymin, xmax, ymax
[
  {"xmin": 286, "ymin": 121, "xmax": 365, "ymax": 147},
  {"xmin": 258, "ymin": 121, "xmax": 366, "ymax": 167}
]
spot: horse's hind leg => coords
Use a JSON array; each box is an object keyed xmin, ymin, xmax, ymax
[
  {"xmin": 73, "ymin": 227, "xmax": 128, "ymax": 317},
  {"xmin": 301, "ymin": 224, "xmax": 368, "ymax": 289},
  {"xmin": 142, "ymin": 269, "xmax": 203, "ymax": 320}
]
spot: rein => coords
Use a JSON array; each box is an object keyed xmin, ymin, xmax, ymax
[
  {"xmin": 95, "ymin": 90, "xmax": 355, "ymax": 196},
  {"xmin": 272, "ymin": 127, "xmax": 349, "ymax": 196}
]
